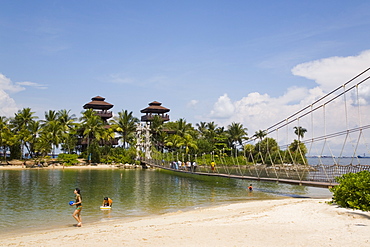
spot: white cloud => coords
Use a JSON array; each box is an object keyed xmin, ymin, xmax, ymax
[
  {"xmin": 209, "ymin": 94, "xmax": 235, "ymax": 118},
  {"xmin": 17, "ymin": 81, "xmax": 48, "ymax": 90},
  {"xmin": 0, "ymin": 74, "xmax": 22, "ymax": 117},
  {"xmin": 207, "ymin": 50, "xmax": 370, "ymax": 156},
  {"xmin": 0, "ymin": 90, "xmax": 18, "ymax": 117},
  {"xmin": 0, "ymin": 74, "xmax": 46, "ymax": 117},
  {"xmin": 215, "ymin": 90, "xmax": 315, "ymax": 135},
  {"xmin": 355, "ymin": 84, "xmax": 370, "ymax": 105},
  {"xmin": 0, "ymin": 74, "xmax": 25, "ymax": 93},
  {"xmin": 291, "ymin": 50, "xmax": 370, "ymax": 92},
  {"xmin": 291, "ymin": 49, "xmax": 370, "ymax": 106}
]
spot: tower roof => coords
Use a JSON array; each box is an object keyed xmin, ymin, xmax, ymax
[
  {"xmin": 83, "ymin": 96, "xmax": 113, "ymax": 110},
  {"xmin": 140, "ymin": 101, "xmax": 170, "ymax": 113}
]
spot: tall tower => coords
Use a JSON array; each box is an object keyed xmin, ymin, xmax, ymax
[
  {"xmin": 78, "ymin": 96, "xmax": 117, "ymax": 153},
  {"xmin": 83, "ymin": 96, "xmax": 113, "ymax": 123},
  {"xmin": 136, "ymin": 101, "xmax": 170, "ymax": 160}
]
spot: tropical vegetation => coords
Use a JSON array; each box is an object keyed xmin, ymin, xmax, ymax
[
  {"xmin": 0, "ymin": 107, "xmax": 308, "ymax": 166},
  {"xmin": 329, "ymin": 171, "xmax": 370, "ymax": 211}
]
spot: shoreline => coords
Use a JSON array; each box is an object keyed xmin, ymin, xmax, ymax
[
  {"xmin": 0, "ymin": 164, "xmax": 129, "ymax": 170},
  {"xmin": 0, "ymin": 198, "xmax": 369, "ymax": 246}
]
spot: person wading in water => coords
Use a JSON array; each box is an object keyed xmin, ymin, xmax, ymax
[{"xmin": 71, "ymin": 188, "xmax": 82, "ymax": 227}]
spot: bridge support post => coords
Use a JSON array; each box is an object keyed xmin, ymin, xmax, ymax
[{"xmin": 135, "ymin": 123, "xmax": 152, "ymax": 161}]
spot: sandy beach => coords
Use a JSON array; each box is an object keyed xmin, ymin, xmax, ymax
[{"xmin": 0, "ymin": 198, "xmax": 369, "ymax": 247}]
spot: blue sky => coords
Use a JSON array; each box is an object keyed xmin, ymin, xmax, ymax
[{"xmin": 1, "ymin": 0, "xmax": 370, "ymax": 146}]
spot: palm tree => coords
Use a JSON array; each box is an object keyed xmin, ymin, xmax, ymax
[
  {"xmin": 172, "ymin": 118, "xmax": 193, "ymax": 138},
  {"xmin": 151, "ymin": 115, "xmax": 165, "ymax": 133},
  {"xmin": 252, "ymin": 130, "xmax": 267, "ymax": 162},
  {"xmin": 205, "ymin": 122, "xmax": 218, "ymax": 140},
  {"xmin": 101, "ymin": 124, "xmax": 114, "ymax": 148},
  {"xmin": 110, "ymin": 110, "xmax": 139, "ymax": 148},
  {"xmin": 27, "ymin": 120, "xmax": 42, "ymax": 157},
  {"xmin": 178, "ymin": 133, "xmax": 198, "ymax": 155},
  {"xmin": 165, "ymin": 133, "xmax": 198, "ymax": 155},
  {"xmin": 40, "ymin": 110, "xmax": 66, "ymax": 158},
  {"xmin": 196, "ymin": 122, "xmax": 208, "ymax": 138},
  {"xmin": 41, "ymin": 120, "xmax": 63, "ymax": 158},
  {"xmin": 57, "ymin": 109, "xmax": 77, "ymax": 153},
  {"xmin": 164, "ymin": 134, "xmax": 180, "ymax": 152},
  {"xmin": 34, "ymin": 133, "xmax": 53, "ymax": 157},
  {"xmin": 60, "ymin": 126, "xmax": 78, "ymax": 154},
  {"xmin": 10, "ymin": 108, "xmax": 38, "ymax": 159},
  {"xmin": 293, "ymin": 126, "xmax": 307, "ymax": 142},
  {"xmin": 57, "ymin": 109, "xmax": 77, "ymax": 130},
  {"xmin": 227, "ymin": 122, "xmax": 248, "ymax": 149},
  {"xmin": 43, "ymin": 110, "xmax": 58, "ymax": 123},
  {"xmin": 198, "ymin": 121, "xmax": 220, "ymax": 150},
  {"xmin": 80, "ymin": 109, "xmax": 105, "ymax": 150},
  {"xmin": 0, "ymin": 116, "xmax": 12, "ymax": 161},
  {"xmin": 214, "ymin": 125, "xmax": 228, "ymax": 150},
  {"xmin": 253, "ymin": 130, "xmax": 267, "ymax": 142},
  {"xmin": 163, "ymin": 119, "xmax": 197, "ymax": 153}
]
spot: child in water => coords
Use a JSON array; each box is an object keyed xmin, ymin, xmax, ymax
[
  {"xmin": 102, "ymin": 197, "xmax": 113, "ymax": 207},
  {"xmin": 248, "ymin": 184, "xmax": 253, "ymax": 191}
]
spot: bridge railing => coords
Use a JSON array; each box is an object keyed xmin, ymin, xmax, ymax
[
  {"xmin": 140, "ymin": 69, "xmax": 370, "ymax": 187},
  {"xmin": 143, "ymin": 158, "xmax": 370, "ymax": 186}
]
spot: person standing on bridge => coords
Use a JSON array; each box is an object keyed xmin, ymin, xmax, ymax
[
  {"xmin": 192, "ymin": 161, "xmax": 197, "ymax": 172},
  {"xmin": 186, "ymin": 161, "xmax": 191, "ymax": 171},
  {"xmin": 210, "ymin": 161, "xmax": 215, "ymax": 172}
]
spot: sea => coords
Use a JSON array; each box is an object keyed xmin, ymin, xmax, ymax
[{"xmin": 0, "ymin": 166, "xmax": 333, "ymax": 237}]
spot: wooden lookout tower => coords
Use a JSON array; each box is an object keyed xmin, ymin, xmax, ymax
[
  {"xmin": 136, "ymin": 101, "xmax": 170, "ymax": 160},
  {"xmin": 140, "ymin": 101, "xmax": 170, "ymax": 123},
  {"xmin": 83, "ymin": 96, "xmax": 113, "ymax": 123},
  {"xmin": 78, "ymin": 96, "xmax": 117, "ymax": 154}
]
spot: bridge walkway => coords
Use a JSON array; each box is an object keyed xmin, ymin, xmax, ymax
[{"xmin": 143, "ymin": 161, "xmax": 338, "ymax": 188}]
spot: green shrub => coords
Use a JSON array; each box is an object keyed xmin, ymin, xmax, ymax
[
  {"xmin": 57, "ymin": 153, "xmax": 79, "ymax": 166},
  {"xmin": 330, "ymin": 171, "xmax": 370, "ymax": 211}
]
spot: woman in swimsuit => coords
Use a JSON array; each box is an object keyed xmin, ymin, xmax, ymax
[{"xmin": 72, "ymin": 188, "xmax": 82, "ymax": 227}]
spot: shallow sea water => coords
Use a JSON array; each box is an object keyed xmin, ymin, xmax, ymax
[{"xmin": 0, "ymin": 168, "xmax": 332, "ymax": 235}]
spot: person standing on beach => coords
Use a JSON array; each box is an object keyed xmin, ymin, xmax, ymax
[{"xmin": 71, "ymin": 188, "xmax": 82, "ymax": 227}]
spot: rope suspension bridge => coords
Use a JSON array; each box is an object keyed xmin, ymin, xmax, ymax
[{"xmin": 136, "ymin": 68, "xmax": 370, "ymax": 188}]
